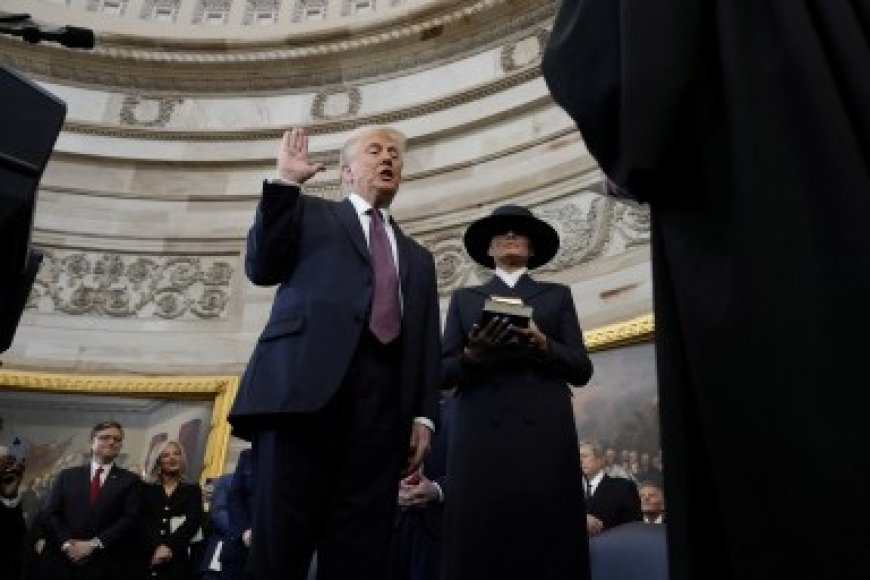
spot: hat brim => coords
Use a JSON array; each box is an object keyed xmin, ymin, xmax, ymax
[{"xmin": 463, "ymin": 214, "xmax": 559, "ymax": 269}]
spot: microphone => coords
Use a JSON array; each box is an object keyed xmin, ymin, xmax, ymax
[
  {"xmin": 22, "ymin": 25, "xmax": 95, "ymax": 49},
  {"xmin": 0, "ymin": 14, "xmax": 95, "ymax": 50}
]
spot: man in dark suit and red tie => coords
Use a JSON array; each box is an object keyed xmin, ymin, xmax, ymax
[
  {"xmin": 42, "ymin": 420, "xmax": 142, "ymax": 580},
  {"xmin": 229, "ymin": 126, "xmax": 442, "ymax": 580}
]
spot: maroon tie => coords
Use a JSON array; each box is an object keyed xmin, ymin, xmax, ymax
[
  {"xmin": 90, "ymin": 467, "xmax": 103, "ymax": 505},
  {"xmin": 367, "ymin": 208, "xmax": 401, "ymax": 343}
]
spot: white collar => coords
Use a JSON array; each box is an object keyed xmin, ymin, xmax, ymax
[
  {"xmin": 587, "ymin": 470, "xmax": 605, "ymax": 490},
  {"xmin": 91, "ymin": 460, "xmax": 113, "ymax": 474},
  {"xmin": 494, "ymin": 267, "xmax": 528, "ymax": 288},
  {"xmin": 348, "ymin": 192, "xmax": 391, "ymax": 221}
]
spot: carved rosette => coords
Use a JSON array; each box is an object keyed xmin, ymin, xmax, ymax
[
  {"xmin": 120, "ymin": 95, "xmax": 185, "ymax": 127},
  {"xmin": 27, "ymin": 251, "xmax": 236, "ymax": 320}
]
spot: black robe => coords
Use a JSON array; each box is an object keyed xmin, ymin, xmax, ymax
[
  {"xmin": 441, "ymin": 275, "xmax": 593, "ymax": 580},
  {"xmin": 543, "ymin": 2, "xmax": 870, "ymax": 579}
]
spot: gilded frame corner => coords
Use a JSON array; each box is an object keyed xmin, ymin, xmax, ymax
[
  {"xmin": 0, "ymin": 369, "xmax": 239, "ymax": 485},
  {"xmin": 583, "ymin": 313, "xmax": 654, "ymax": 352}
]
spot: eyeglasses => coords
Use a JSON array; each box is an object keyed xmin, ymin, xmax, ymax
[{"xmin": 95, "ymin": 434, "xmax": 123, "ymax": 443}]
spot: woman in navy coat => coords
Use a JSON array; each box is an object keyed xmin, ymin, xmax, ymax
[{"xmin": 441, "ymin": 205, "xmax": 593, "ymax": 580}]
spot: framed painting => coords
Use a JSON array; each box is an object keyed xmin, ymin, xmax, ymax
[
  {"xmin": 576, "ymin": 314, "xmax": 662, "ymax": 483},
  {"xmin": 0, "ymin": 370, "xmax": 238, "ymax": 506}
]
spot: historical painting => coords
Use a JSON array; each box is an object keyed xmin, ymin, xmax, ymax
[
  {"xmin": 572, "ymin": 338, "xmax": 662, "ymax": 485},
  {"xmin": 0, "ymin": 371, "xmax": 238, "ymax": 529}
]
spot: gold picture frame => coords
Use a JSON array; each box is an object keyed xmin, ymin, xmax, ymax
[
  {"xmin": 0, "ymin": 313, "xmax": 654, "ymax": 483},
  {"xmin": 0, "ymin": 369, "xmax": 238, "ymax": 485},
  {"xmin": 584, "ymin": 313, "xmax": 654, "ymax": 352}
]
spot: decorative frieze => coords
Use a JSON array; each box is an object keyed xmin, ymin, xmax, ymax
[
  {"xmin": 420, "ymin": 188, "xmax": 651, "ymax": 296},
  {"xmin": 27, "ymin": 251, "xmax": 237, "ymax": 320},
  {"xmin": 311, "ymin": 86, "xmax": 362, "ymax": 120},
  {"xmin": 140, "ymin": 0, "xmax": 182, "ymax": 22},
  {"xmin": 292, "ymin": 0, "xmax": 328, "ymax": 22},
  {"xmin": 87, "ymin": 0, "xmax": 129, "ymax": 16},
  {"xmin": 243, "ymin": 0, "xmax": 280, "ymax": 25},
  {"xmin": 192, "ymin": 0, "xmax": 233, "ymax": 24},
  {"xmin": 119, "ymin": 95, "xmax": 185, "ymax": 127},
  {"xmin": 501, "ymin": 28, "xmax": 550, "ymax": 72},
  {"xmin": 342, "ymin": 0, "xmax": 376, "ymax": 17}
]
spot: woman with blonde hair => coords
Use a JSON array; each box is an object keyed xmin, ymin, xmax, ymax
[{"xmin": 138, "ymin": 440, "xmax": 203, "ymax": 579}]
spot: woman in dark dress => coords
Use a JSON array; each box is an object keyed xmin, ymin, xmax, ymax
[
  {"xmin": 140, "ymin": 440, "xmax": 204, "ymax": 580},
  {"xmin": 441, "ymin": 205, "xmax": 593, "ymax": 580}
]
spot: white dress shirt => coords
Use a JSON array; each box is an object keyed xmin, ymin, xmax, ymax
[
  {"xmin": 586, "ymin": 470, "xmax": 605, "ymax": 497},
  {"xmin": 91, "ymin": 460, "xmax": 113, "ymax": 485},
  {"xmin": 347, "ymin": 194, "xmax": 433, "ymax": 433}
]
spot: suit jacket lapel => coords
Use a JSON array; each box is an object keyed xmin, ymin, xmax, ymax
[
  {"xmin": 332, "ymin": 198, "xmax": 370, "ymax": 264},
  {"xmin": 93, "ymin": 464, "xmax": 121, "ymax": 507},
  {"xmin": 391, "ymin": 218, "xmax": 412, "ymax": 291},
  {"xmin": 511, "ymin": 274, "xmax": 548, "ymax": 302}
]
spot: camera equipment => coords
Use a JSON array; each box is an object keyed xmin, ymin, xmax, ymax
[{"xmin": 0, "ymin": 64, "xmax": 67, "ymax": 353}]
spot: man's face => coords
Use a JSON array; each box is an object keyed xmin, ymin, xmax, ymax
[
  {"xmin": 579, "ymin": 446, "xmax": 605, "ymax": 478},
  {"xmin": 639, "ymin": 485, "xmax": 665, "ymax": 515},
  {"xmin": 488, "ymin": 230, "xmax": 533, "ymax": 267},
  {"xmin": 342, "ymin": 130, "xmax": 403, "ymax": 208},
  {"xmin": 91, "ymin": 426, "xmax": 123, "ymax": 463}
]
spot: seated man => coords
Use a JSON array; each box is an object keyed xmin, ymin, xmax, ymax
[
  {"xmin": 580, "ymin": 440, "xmax": 642, "ymax": 536},
  {"xmin": 639, "ymin": 480, "xmax": 665, "ymax": 524}
]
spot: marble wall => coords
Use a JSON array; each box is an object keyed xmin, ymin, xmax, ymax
[{"xmin": 0, "ymin": 0, "xmax": 653, "ymax": 375}]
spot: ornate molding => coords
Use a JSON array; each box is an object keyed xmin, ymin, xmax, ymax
[
  {"xmin": 422, "ymin": 189, "xmax": 652, "ymax": 296},
  {"xmin": 60, "ymin": 67, "xmax": 544, "ymax": 140},
  {"xmin": 26, "ymin": 250, "xmax": 237, "ymax": 320},
  {"xmin": 0, "ymin": 2, "xmax": 554, "ymax": 92},
  {"xmin": 119, "ymin": 94, "xmax": 185, "ymax": 127},
  {"xmin": 0, "ymin": 369, "xmax": 239, "ymax": 483},
  {"xmin": 311, "ymin": 86, "xmax": 362, "ymax": 120},
  {"xmin": 584, "ymin": 314, "xmax": 655, "ymax": 351}
]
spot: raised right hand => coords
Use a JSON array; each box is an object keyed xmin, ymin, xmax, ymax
[{"xmin": 277, "ymin": 127, "xmax": 326, "ymax": 184}]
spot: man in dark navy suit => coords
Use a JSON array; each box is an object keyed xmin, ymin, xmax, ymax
[
  {"xmin": 388, "ymin": 396, "xmax": 453, "ymax": 580},
  {"xmin": 580, "ymin": 440, "xmax": 642, "ymax": 536},
  {"xmin": 229, "ymin": 126, "xmax": 442, "ymax": 580},
  {"xmin": 42, "ymin": 421, "xmax": 141, "ymax": 580}
]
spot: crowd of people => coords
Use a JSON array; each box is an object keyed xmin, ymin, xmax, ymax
[
  {"xmin": 1, "ymin": 420, "xmax": 666, "ymax": 580},
  {"xmin": 0, "ymin": 422, "xmax": 261, "ymax": 580}
]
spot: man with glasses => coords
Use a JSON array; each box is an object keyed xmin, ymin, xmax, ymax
[{"xmin": 42, "ymin": 420, "xmax": 142, "ymax": 579}]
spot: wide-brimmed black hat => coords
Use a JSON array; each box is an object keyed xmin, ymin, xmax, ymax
[{"xmin": 463, "ymin": 205, "xmax": 559, "ymax": 269}]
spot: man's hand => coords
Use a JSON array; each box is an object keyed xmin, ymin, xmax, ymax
[
  {"xmin": 586, "ymin": 514, "xmax": 604, "ymax": 537},
  {"xmin": 242, "ymin": 529, "xmax": 252, "ymax": 547},
  {"xmin": 277, "ymin": 127, "xmax": 326, "ymax": 184},
  {"xmin": 406, "ymin": 423, "xmax": 431, "ymax": 475},
  {"xmin": 513, "ymin": 320, "xmax": 549, "ymax": 353},
  {"xmin": 398, "ymin": 470, "xmax": 440, "ymax": 508},
  {"xmin": 151, "ymin": 544, "xmax": 173, "ymax": 566},
  {"xmin": 64, "ymin": 540, "xmax": 95, "ymax": 563}
]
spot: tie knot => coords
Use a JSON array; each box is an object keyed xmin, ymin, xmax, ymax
[
  {"xmin": 95, "ymin": 467, "xmax": 103, "ymax": 475},
  {"xmin": 368, "ymin": 207, "xmax": 384, "ymax": 223}
]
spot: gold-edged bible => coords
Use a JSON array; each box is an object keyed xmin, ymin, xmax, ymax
[{"xmin": 479, "ymin": 296, "xmax": 533, "ymax": 329}]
